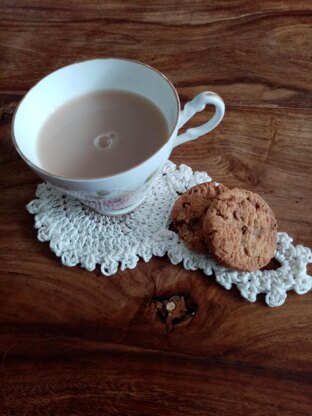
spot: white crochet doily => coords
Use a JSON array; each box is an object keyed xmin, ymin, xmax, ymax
[{"xmin": 27, "ymin": 161, "xmax": 312, "ymax": 307}]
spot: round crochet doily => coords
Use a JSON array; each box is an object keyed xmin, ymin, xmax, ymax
[{"xmin": 27, "ymin": 161, "xmax": 312, "ymax": 307}]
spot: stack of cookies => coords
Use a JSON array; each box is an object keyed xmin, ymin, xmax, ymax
[{"xmin": 171, "ymin": 182, "xmax": 277, "ymax": 272}]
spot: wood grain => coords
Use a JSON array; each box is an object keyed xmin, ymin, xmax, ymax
[{"xmin": 0, "ymin": 1, "xmax": 312, "ymax": 415}]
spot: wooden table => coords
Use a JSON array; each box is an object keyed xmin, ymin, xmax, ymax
[{"xmin": 1, "ymin": 1, "xmax": 312, "ymax": 415}]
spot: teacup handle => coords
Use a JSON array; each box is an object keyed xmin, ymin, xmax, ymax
[{"xmin": 174, "ymin": 91, "xmax": 225, "ymax": 147}]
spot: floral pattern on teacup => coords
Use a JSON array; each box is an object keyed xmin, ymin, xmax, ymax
[
  {"xmin": 55, "ymin": 167, "xmax": 160, "ymax": 213},
  {"xmin": 144, "ymin": 168, "xmax": 158, "ymax": 184}
]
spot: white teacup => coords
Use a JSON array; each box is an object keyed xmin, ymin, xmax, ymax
[{"xmin": 12, "ymin": 58, "xmax": 224, "ymax": 215}]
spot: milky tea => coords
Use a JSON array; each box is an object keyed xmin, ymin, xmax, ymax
[{"xmin": 37, "ymin": 90, "xmax": 169, "ymax": 178}]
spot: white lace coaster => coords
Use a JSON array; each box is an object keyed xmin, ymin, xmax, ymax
[{"xmin": 27, "ymin": 161, "xmax": 312, "ymax": 307}]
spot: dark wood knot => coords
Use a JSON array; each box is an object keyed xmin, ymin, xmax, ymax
[{"xmin": 153, "ymin": 294, "xmax": 197, "ymax": 331}]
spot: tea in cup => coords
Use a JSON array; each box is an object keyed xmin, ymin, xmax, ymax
[{"xmin": 12, "ymin": 58, "xmax": 225, "ymax": 215}]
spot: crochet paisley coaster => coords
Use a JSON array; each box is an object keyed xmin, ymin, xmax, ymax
[{"xmin": 27, "ymin": 161, "xmax": 312, "ymax": 307}]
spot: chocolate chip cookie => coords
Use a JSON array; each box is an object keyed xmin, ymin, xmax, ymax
[
  {"xmin": 203, "ymin": 188, "xmax": 277, "ymax": 271},
  {"xmin": 171, "ymin": 182, "xmax": 228, "ymax": 253}
]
